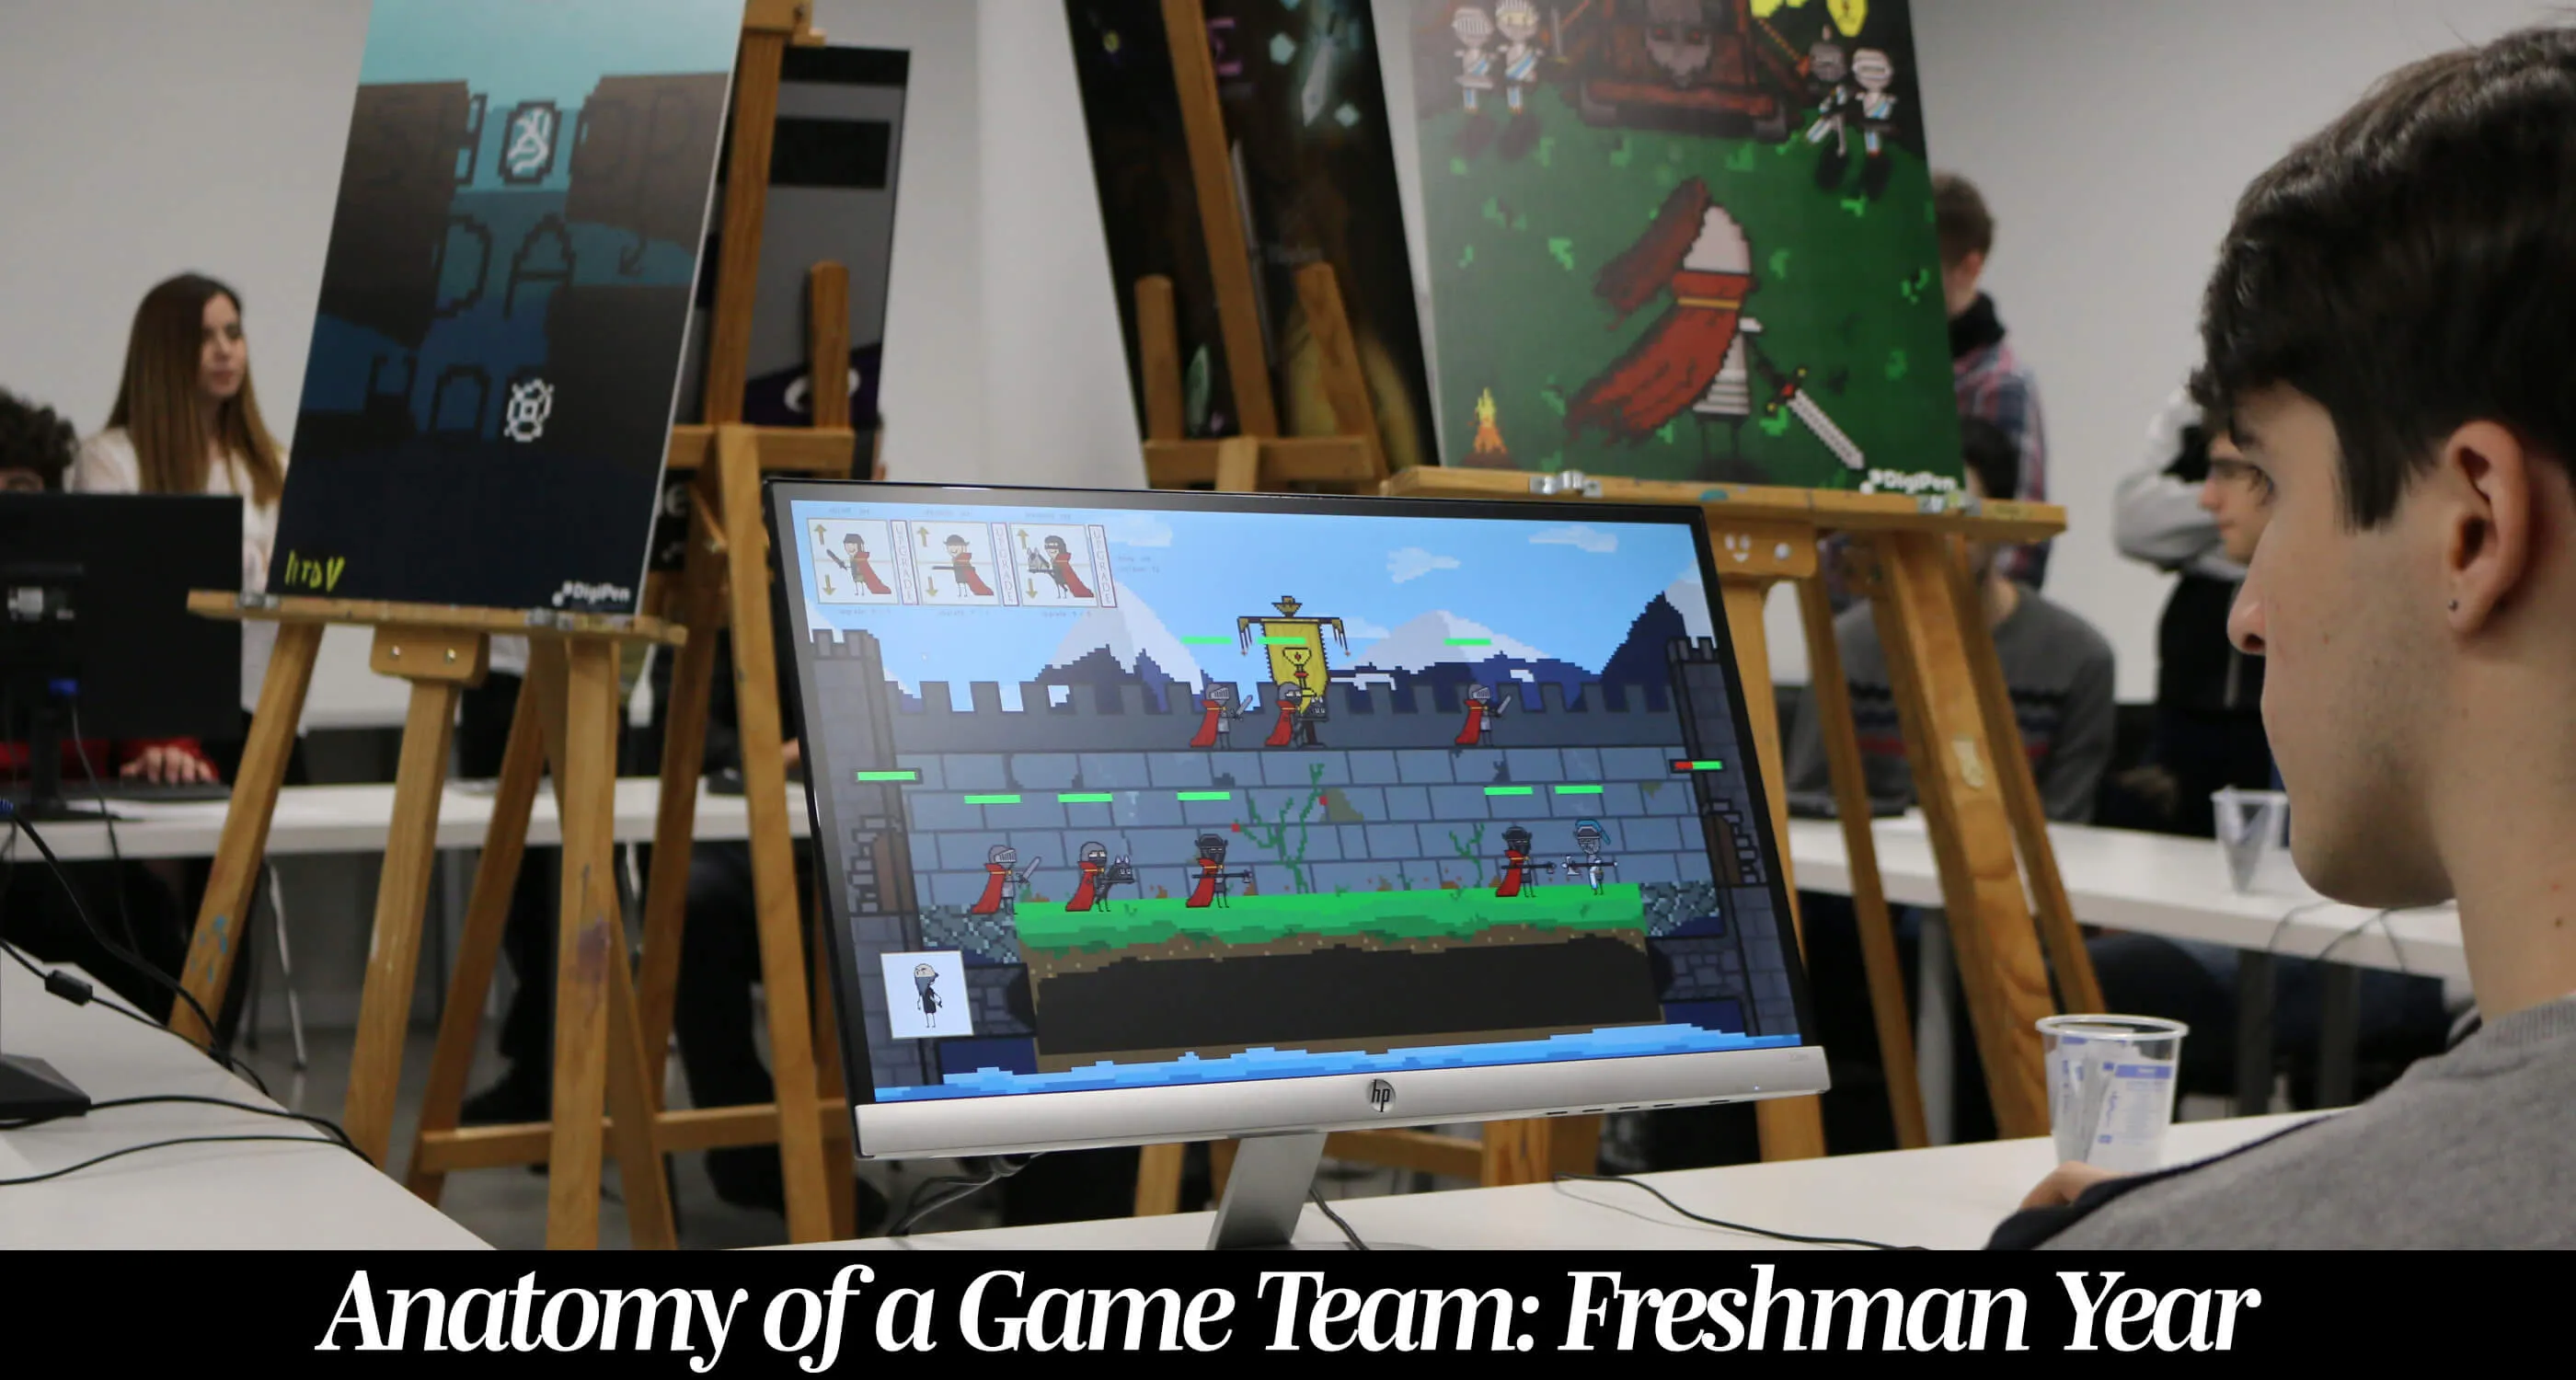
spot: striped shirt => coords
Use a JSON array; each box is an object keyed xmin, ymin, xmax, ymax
[{"xmin": 1951, "ymin": 294, "xmax": 2050, "ymax": 587}]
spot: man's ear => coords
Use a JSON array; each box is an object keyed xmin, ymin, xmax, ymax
[{"xmin": 2441, "ymin": 420, "xmax": 2538, "ymax": 631}]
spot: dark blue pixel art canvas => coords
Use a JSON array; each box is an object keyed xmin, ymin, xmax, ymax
[{"xmin": 270, "ymin": 0, "xmax": 742, "ymax": 614}]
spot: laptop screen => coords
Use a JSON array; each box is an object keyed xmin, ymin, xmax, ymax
[{"xmin": 772, "ymin": 485, "xmax": 1811, "ymax": 1109}]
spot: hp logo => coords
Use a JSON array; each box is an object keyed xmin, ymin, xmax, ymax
[{"xmin": 1366, "ymin": 1079, "xmax": 1396, "ymax": 1113}]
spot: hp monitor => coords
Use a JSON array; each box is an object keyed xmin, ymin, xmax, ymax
[{"xmin": 767, "ymin": 481, "xmax": 1826, "ymax": 1244}]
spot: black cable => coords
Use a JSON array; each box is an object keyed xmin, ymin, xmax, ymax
[
  {"xmin": 1308, "ymin": 1186, "xmax": 1368, "ymax": 1249},
  {"xmin": 886, "ymin": 1154, "xmax": 1035, "ymax": 1236},
  {"xmin": 64, "ymin": 710, "xmax": 144, "ymax": 957},
  {"xmin": 0, "ymin": 1093, "xmax": 360, "ymax": 1158},
  {"xmin": 0, "ymin": 1133, "xmax": 347, "ymax": 1188},
  {"xmin": 0, "ymin": 929, "xmax": 269, "ymax": 1098},
  {"xmin": 1553, "ymin": 1172, "xmax": 1926, "ymax": 1250},
  {"xmin": 0, "ymin": 812, "xmax": 224, "ymax": 1046}
]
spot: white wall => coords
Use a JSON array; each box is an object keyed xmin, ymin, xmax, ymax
[
  {"xmin": 1902, "ymin": 0, "xmax": 2558, "ymax": 700},
  {"xmin": 6, "ymin": 0, "xmax": 2560, "ymax": 712}
]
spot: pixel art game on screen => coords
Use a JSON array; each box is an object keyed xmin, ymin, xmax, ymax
[{"xmin": 785, "ymin": 500, "xmax": 1805, "ymax": 1102}]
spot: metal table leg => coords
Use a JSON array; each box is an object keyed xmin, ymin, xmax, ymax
[{"xmin": 2235, "ymin": 950, "xmax": 2274, "ymax": 1117}]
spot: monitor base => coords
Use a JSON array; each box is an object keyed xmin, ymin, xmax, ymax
[
  {"xmin": 0, "ymin": 1053, "xmax": 90, "ymax": 1121},
  {"xmin": 1207, "ymin": 1131, "xmax": 1350, "ymax": 1249}
]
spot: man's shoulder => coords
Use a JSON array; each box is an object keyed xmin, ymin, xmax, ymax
[{"xmin": 2018, "ymin": 591, "xmax": 2113, "ymax": 662}]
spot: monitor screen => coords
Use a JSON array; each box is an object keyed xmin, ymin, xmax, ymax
[{"xmin": 769, "ymin": 482, "xmax": 1820, "ymax": 1156}]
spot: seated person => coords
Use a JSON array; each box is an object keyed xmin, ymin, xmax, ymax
[
  {"xmin": 1783, "ymin": 416, "xmax": 2116, "ymax": 821},
  {"xmin": 2000, "ymin": 25, "xmax": 2576, "ymax": 1246},
  {"xmin": 0, "ymin": 386, "xmax": 212, "ymax": 1014},
  {"xmin": 2103, "ymin": 390, "xmax": 2273, "ymax": 836},
  {"xmin": 1644, "ymin": 420, "xmax": 2113, "ymax": 1166},
  {"xmin": 2087, "ymin": 427, "xmax": 2449, "ymax": 1103}
]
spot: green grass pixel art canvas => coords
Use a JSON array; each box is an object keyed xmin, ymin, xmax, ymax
[{"xmin": 1402, "ymin": 0, "xmax": 1962, "ymax": 494}]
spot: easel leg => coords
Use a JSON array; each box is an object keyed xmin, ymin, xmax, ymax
[
  {"xmin": 176, "ymin": 621, "xmax": 322, "ymax": 1045},
  {"xmin": 1213, "ymin": 435, "xmax": 1260, "ymax": 492},
  {"xmin": 535, "ymin": 638, "xmax": 676, "ymax": 1248},
  {"xmin": 1133, "ymin": 1144, "xmax": 1188, "ymax": 1216},
  {"xmin": 342, "ymin": 669, "xmax": 466, "ymax": 1167},
  {"xmin": 1721, "ymin": 577, "xmax": 1827, "ymax": 1161},
  {"xmin": 1868, "ymin": 533, "xmax": 2054, "ymax": 1139},
  {"xmin": 715, "ymin": 423, "xmax": 834, "ymax": 1245},
  {"xmin": 637, "ymin": 468, "xmax": 727, "ymax": 1087},
  {"xmin": 811, "ymin": 876, "xmax": 857, "ymax": 1239},
  {"xmin": 408, "ymin": 673, "xmax": 548, "ymax": 1202},
  {"xmin": 1796, "ymin": 576, "xmax": 1929, "ymax": 1149}
]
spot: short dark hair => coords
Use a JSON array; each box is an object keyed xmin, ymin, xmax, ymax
[
  {"xmin": 1959, "ymin": 416, "xmax": 2019, "ymax": 501},
  {"xmin": 0, "ymin": 387, "xmax": 78, "ymax": 489},
  {"xmin": 2194, "ymin": 25, "xmax": 2576, "ymax": 528},
  {"xmin": 1932, "ymin": 172, "xmax": 1992, "ymax": 266}
]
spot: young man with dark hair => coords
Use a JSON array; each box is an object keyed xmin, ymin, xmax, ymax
[
  {"xmin": 1998, "ymin": 25, "xmax": 2576, "ymax": 1248},
  {"xmin": 1936, "ymin": 173, "xmax": 2051, "ymax": 590}
]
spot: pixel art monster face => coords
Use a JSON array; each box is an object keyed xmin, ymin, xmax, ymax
[
  {"xmin": 1207, "ymin": 682, "xmax": 1237, "ymax": 707},
  {"xmin": 1195, "ymin": 834, "xmax": 1228, "ymax": 864},
  {"xmin": 1081, "ymin": 841, "xmax": 1109, "ymax": 867},
  {"xmin": 1503, "ymin": 825, "xmax": 1533, "ymax": 855},
  {"xmin": 1852, "ymin": 49, "xmax": 1892, "ymax": 92},
  {"xmin": 1576, "ymin": 820, "xmax": 1605, "ymax": 856},
  {"xmin": 988, "ymin": 844, "xmax": 1018, "ymax": 868},
  {"xmin": 1468, "ymin": 683, "xmax": 1495, "ymax": 705},
  {"xmin": 1453, "ymin": 5, "xmax": 1493, "ymax": 47},
  {"xmin": 1496, "ymin": 0, "xmax": 1539, "ymax": 42},
  {"xmin": 1643, "ymin": 0, "xmax": 1714, "ymax": 86}
]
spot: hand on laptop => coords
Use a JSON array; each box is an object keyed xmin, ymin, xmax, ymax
[
  {"xmin": 783, "ymin": 739, "xmax": 802, "ymax": 775},
  {"xmin": 121, "ymin": 744, "xmax": 217, "ymax": 785},
  {"xmin": 2019, "ymin": 1160, "xmax": 2124, "ymax": 1211}
]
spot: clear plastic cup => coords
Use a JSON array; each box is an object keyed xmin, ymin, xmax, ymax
[
  {"xmin": 2036, "ymin": 1015, "xmax": 2190, "ymax": 1173},
  {"xmin": 2213, "ymin": 787, "xmax": 2300, "ymax": 894}
]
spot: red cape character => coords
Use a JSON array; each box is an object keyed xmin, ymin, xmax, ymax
[
  {"xmin": 1265, "ymin": 697, "xmax": 1301, "ymax": 747},
  {"xmin": 948, "ymin": 548, "xmax": 994, "ymax": 596},
  {"xmin": 1497, "ymin": 845, "xmax": 1530, "ymax": 898},
  {"xmin": 851, "ymin": 554, "xmax": 891, "ymax": 594},
  {"xmin": 1052, "ymin": 550, "xmax": 1095, "ymax": 599},
  {"xmin": 1190, "ymin": 697, "xmax": 1227, "ymax": 748},
  {"xmin": 1567, "ymin": 178, "xmax": 1755, "ymax": 442},
  {"xmin": 1068, "ymin": 858, "xmax": 1104, "ymax": 912},
  {"xmin": 970, "ymin": 862, "xmax": 1011, "ymax": 915},
  {"xmin": 1456, "ymin": 698, "xmax": 1498, "ymax": 747},
  {"xmin": 1187, "ymin": 857, "xmax": 1223, "ymax": 908}
]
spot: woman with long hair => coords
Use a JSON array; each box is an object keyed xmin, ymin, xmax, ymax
[{"xmin": 71, "ymin": 273, "xmax": 291, "ymax": 783}]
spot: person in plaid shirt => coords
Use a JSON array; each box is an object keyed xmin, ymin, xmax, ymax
[{"xmin": 1938, "ymin": 172, "xmax": 2051, "ymax": 588}]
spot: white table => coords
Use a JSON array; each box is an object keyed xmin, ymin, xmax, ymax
[
  {"xmin": 0, "ymin": 956, "xmax": 489, "ymax": 1248},
  {"xmin": 21, "ymin": 778, "xmax": 811, "ymax": 864},
  {"xmin": 797, "ymin": 1112, "xmax": 2316, "ymax": 1251},
  {"xmin": 1784, "ymin": 814, "xmax": 2464, "ymax": 1114}
]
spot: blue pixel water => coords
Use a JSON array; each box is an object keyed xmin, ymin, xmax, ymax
[{"xmin": 874, "ymin": 1023, "xmax": 1800, "ymax": 1101}]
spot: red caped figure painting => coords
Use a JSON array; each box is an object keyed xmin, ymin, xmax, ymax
[{"xmin": 1403, "ymin": 0, "xmax": 1962, "ymax": 494}]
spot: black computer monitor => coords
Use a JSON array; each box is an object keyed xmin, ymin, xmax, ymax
[
  {"xmin": 0, "ymin": 494, "xmax": 243, "ymax": 820},
  {"xmin": 766, "ymin": 479, "xmax": 1827, "ymax": 1247}
]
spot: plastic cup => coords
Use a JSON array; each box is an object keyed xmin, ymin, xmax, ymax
[
  {"xmin": 2212, "ymin": 787, "xmax": 2300, "ymax": 894},
  {"xmin": 2035, "ymin": 1015, "xmax": 2190, "ymax": 1173}
]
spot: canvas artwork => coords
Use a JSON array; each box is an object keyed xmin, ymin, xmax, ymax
[
  {"xmin": 1065, "ymin": 0, "xmax": 1439, "ymax": 470},
  {"xmin": 271, "ymin": 0, "xmax": 742, "ymax": 613},
  {"xmin": 1401, "ymin": 0, "xmax": 1962, "ymax": 493}
]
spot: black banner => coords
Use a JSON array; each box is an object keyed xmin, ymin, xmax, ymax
[{"xmin": 42, "ymin": 1251, "xmax": 2420, "ymax": 1365}]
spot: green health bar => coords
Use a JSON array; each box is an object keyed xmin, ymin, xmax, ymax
[
  {"xmin": 1443, "ymin": 637, "xmax": 1493, "ymax": 647},
  {"xmin": 1176, "ymin": 791, "xmax": 1233, "ymax": 802},
  {"xmin": 1057, "ymin": 793, "xmax": 1116, "ymax": 804},
  {"xmin": 1487, "ymin": 785, "xmax": 1610, "ymax": 797},
  {"xmin": 960, "ymin": 794, "xmax": 1021, "ymax": 806},
  {"xmin": 852, "ymin": 770, "xmax": 919, "ymax": 783},
  {"xmin": 1179, "ymin": 636, "xmax": 1233, "ymax": 646},
  {"xmin": 1672, "ymin": 760, "xmax": 1727, "ymax": 772}
]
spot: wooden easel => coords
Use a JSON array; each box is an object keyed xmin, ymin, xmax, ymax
[
  {"xmin": 1118, "ymin": 0, "xmax": 1604, "ymax": 1216},
  {"xmin": 399, "ymin": 0, "xmax": 865, "ymax": 1247},
  {"xmin": 173, "ymin": 598, "xmax": 688, "ymax": 1248},
  {"xmin": 1380, "ymin": 468, "xmax": 2104, "ymax": 1148}
]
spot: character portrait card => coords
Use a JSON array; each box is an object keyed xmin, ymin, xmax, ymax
[
  {"xmin": 1005, "ymin": 522, "xmax": 1117, "ymax": 609},
  {"xmin": 905, "ymin": 521, "xmax": 1011, "ymax": 607},
  {"xmin": 807, "ymin": 517, "xmax": 908, "ymax": 605}
]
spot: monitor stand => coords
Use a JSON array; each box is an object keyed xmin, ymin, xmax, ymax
[
  {"xmin": 2, "ymin": 699, "xmax": 109, "ymax": 822},
  {"xmin": 0, "ymin": 1055, "xmax": 88, "ymax": 1120},
  {"xmin": 1206, "ymin": 1132, "xmax": 1353, "ymax": 1250}
]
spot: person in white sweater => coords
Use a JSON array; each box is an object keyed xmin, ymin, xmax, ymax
[{"xmin": 70, "ymin": 274, "xmax": 291, "ymax": 757}]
